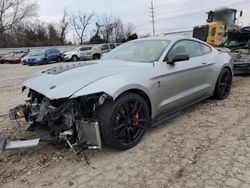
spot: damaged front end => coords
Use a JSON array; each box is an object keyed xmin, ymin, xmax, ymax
[
  {"xmin": 231, "ymin": 48, "xmax": 250, "ymax": 75},
  {"xmin": 8, "ymin": 88, "xmax": 110, "ymax": 151}
]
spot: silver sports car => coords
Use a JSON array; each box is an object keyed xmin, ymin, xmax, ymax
[{"xmin": 9, "ymin": 36, "xmax": 233, "ymax": 150}]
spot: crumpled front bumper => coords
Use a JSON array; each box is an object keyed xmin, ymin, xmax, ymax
[
  {"xmin": 62, "ymin": 55, "xmax": 71, "ymax": 61},
  {"xmin": 7, "ymin": 96, "xmax": 102, "ymax": 151}
]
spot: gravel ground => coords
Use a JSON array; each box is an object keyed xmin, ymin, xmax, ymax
[{"xmin": 0, "ymin": 64, "xmax": 250, "ymax": 188}]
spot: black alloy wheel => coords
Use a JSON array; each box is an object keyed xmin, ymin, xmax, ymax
[
  {"xmin": 214, "ymin": 68, "xmax": 232, "ymax": 100},
  {"xmin": 98, "ymin": 93, "xmax": 150, "ymax": 150}
]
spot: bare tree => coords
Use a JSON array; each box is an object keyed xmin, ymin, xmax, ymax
[
  {"xmin": 59, "ymin": 9, "xmax": 69, "ymax": 45},
  {"xmin": 112, "ymin": 18, "xmax": 124, "ymax": 42},
  {"xmin": 48, "ymin": 23, "xmax": 60, "ymax": 45},
  {"xmin": 96, "ymin": 14, "xmax": 136, "ymax": 43},
  {"xmin": 0, "ymin": 0, "xmax": 38, "ymax": 46},
  {"xmin": 70, "ymin": 11, "xmax": 94, "ymax": 44},
  {"xmin": 124, "ymin": 23, "xmax": 135, "ymax": 36},
  {"xmin": 96, "ymin": 14, "xmax": 114, "ymax": 43}
]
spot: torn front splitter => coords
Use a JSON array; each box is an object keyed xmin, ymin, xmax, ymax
[{"xmin": 0, "ymin": 135, "xmax": 40, "ymax": 150}]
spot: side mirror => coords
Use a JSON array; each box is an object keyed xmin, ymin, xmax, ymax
[
  {"xmin": 167, "ymin": 53, "xmax": 190, "ymax": 64},
  {"xmin": 240, "ymin": 11, "xmax": 243, "ymax": 17}
]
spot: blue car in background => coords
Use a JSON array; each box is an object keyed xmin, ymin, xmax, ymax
[{"xmin": 27, "ymin": 48, "xmax": 62, "ymax": 65}]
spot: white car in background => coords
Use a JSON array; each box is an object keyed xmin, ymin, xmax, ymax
[
  {"xmin": 63, "ymin": 43, "xmax": 120, "ymax": 61},
  {"xmin": 62, "ymin": 46, "xmax": 93, "ymax": 61},
  {"xmin": 21, "ymin": 54, "xmax": 30, "ymax": 64}
]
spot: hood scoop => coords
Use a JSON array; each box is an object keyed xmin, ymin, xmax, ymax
[{"xmin": 42, "ymin": 62, "xmax": 98, "ymax": 75}]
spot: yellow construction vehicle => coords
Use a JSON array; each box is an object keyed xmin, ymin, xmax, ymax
[{"xmin": 193, "ymin": 8, "xmax": 242, "ymax": 46}]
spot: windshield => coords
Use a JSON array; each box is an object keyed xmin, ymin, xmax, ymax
[
  {"xmin": 3, "ymin": 53, "xmax": 13, "ymax": 57},
  {"xmin": 71, "ymin": 48, "xmax": 80, "ymax": 52},
  {"xmin": 30, "ymin": 49, "xmax": 45, "ymax": 56},
  {"xmin": 102, "ymin": 40, "xmax": 170, "ymax": 62},
  {"xmin": 14, "ymin": 53, "xmax": 25, "ymax": 57}
]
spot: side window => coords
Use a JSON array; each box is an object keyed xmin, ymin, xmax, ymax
[
  {"xmin": 184, "ymin": 40, "xmax": 202, "ymax": 57},
  {"xmin": 102, "ymin": 44, "xmax": 109, "ymax": 50},
  {"xmin": 45, "ymin": 50, "xmax": 51, "ymax": 55},
  {"xmin": 167, "ymin": 40, "xmax": 202, "ymax": 61},
  {"xmin": 200, "ymin": 44, "xmax": 212, "ymax": 55},
  {"xmin": 80, "ymin": 47, "xmax": 92, "ymax": 51},
  {"xmin": 167, "ymin": 41, "xmax": 187, "ymax": 61},
  {"xmin": 50, "ymin": 49, "xmax": 58, "ymax": 54},
  {"xmin": 109, "ymin": 43, "xmax": 116, "ymax": 49},
  {"xmin": 51, "ymin": 49, "xmax": 57, "ymax": 54}
]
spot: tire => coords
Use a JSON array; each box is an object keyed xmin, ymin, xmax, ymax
[
  {"xmin": 93, "ymin": 54, "xmax": 101, "ymax": 60},
  {"xmin": 98, "ymin": 93, "xmax": 150, "ymax": 150},
  {"xmin": 41, "ymin": 59, "xmax": 48, "ymax": 65},
  {"xmin": 57, "ymin": 57, "xmax": 62, "ymax": 62},
  {"xmin": 214, "ymin": 68, "xmax": 232, "ymax": 100},
  {"xmin": 71, "ymin": 55, "xmax": 79, "ymax": 62}
]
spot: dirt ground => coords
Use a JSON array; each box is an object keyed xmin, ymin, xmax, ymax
[{"xmin": 0, "ymin": 63, "xmax": 250, "ymax": 188}]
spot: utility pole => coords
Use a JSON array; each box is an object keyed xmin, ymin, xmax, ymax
[{"xmin": 149, "ymin": 0, "xmax": 156, "ymax": 36}]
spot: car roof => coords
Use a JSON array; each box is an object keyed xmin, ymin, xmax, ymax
[
  {"xmin": 48, "ymin": 48, "xmax": 59, "ymax": 50},
  {"xmin": 136, "ymin": 35, "xmax": 207, "ymax": 43}
]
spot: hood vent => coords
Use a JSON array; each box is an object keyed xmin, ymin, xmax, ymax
[{"xmin": 42, "ymin": 62, "xmax": 97, "ymax": 75}]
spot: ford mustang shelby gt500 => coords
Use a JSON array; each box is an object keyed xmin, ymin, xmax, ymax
[{"xmin": 9, "ymin": 36, "xmax": 233, "ymax": 150}]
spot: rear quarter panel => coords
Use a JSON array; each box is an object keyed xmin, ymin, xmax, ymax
[{"xmin": 208, "ymin": 49, "xmax": 233, "ymax": 95}]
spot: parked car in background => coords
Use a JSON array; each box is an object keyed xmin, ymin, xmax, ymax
[
  {"xmin": 62, "ymin": 43, "xmax": 120, "ymax": 61},
  {"xmin": 11, "ymin": 36, "xmax": 233, "ymax": 150},
  {"xmin": 63, "ymin": 46, "xmax": 94, "ymax": 61},
  {"xmin": 0, "ymin": 52, "xmax": 16, "ymax": 64},
  {"xmin": 7, "ymin": 52, "xmax": 29, "ymax": 64},
  {"xmin": 21, "ymin": 55, "xmax": 29, "ymax": 65},
  {"xmin": 92, "ymin": 43, "xmax": 120, "ymax": 58},
  {"xmin": 21, "ymin": 49, "xmax": 40, "ymax": 65},
  {"xmin": 27, "ymin": 48, "xmax": 62, "ymax": 65}
]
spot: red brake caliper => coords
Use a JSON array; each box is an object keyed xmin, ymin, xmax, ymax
[{"xmin": 134, "ymin": 112, "xmax": 139, "ymax": 127}]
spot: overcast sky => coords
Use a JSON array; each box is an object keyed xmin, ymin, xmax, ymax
[{"xmin": 37, "ymin": 0, "xmax": 250, "ymax": 39}]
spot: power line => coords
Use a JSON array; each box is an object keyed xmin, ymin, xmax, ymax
[
  {"xmin": 123, "ymin": 0, "xmax": 250, "ymax": 35},
  {"xmin": 149, "ymin": 0, "xmax": 156, "ymax": 36},
  {"xmin": 124, "ymin": 0, "xmax": 248, "ymax": 24}
]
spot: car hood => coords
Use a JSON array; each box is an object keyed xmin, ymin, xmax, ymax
[
  {"xmin": 1, "ymin": 55, "xmax": 12, "ymax": 59},
  {"xmin": 23, "ymin": 60, "xmax": 152, "ymax": 100},
  {"xmin": 63, "ymin": 51, "xmax": 74, "ymax": 55}
]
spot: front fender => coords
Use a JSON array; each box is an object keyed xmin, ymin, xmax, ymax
[{"xmin": 70, "ymin": 76, "xmax": 151, "ymax": 101}]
